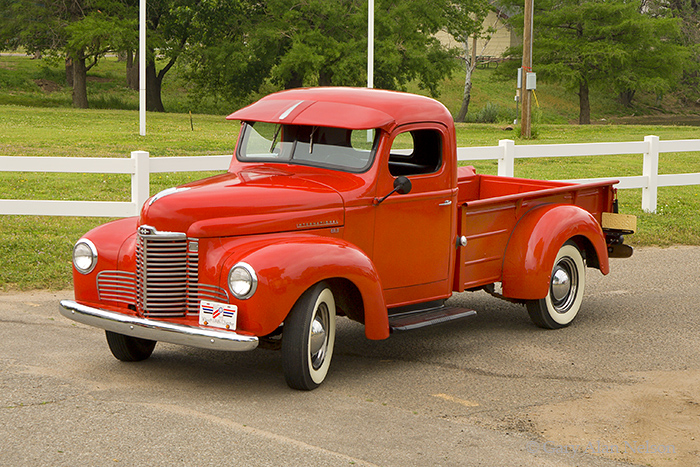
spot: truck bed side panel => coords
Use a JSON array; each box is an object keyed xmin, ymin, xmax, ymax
[
  {"xmin": 455, "ymin": 202, "xmax": 515, "ymax": 292},
  {"xmin": 454, "ymin": 175, "xmax": 616, "ymax": 293}
]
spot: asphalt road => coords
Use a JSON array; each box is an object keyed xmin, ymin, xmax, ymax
[{"xmin": 2, "ymin": 246, "xmax": 699, "ymax": 467}]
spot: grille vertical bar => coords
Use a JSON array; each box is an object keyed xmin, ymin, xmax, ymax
[{"xmin": 186, "ymin": 239, "xmax": 200, "ymax": 315}]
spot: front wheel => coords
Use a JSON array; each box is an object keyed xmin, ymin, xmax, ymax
[
  {"xmin": 105, "ymin": 330, "xmax": 156, "ymax": 362},
  {"xmin": 526, "ymin": 243, "xmax": 586, "ymax": 329},
  {"xmin": 282, "ymin": 282, "xmax": 336, "ymax": 390}
]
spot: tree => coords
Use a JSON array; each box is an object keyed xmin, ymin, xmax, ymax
[
  {"xmin": 65, "ymin": 6, "xmax": 136, "ymax": 108},
  {"xmin": 2, "ymin": 0, "xmax": 136, "ymax": 109},
  {"xmin": 184, "ymin": 0, "xmax": 492, "ymax": 106},
  {"xmin": 179, "ymin": 0, "xmax": 274, "ymax": 108},
  {"xmin": 501, "ymin": 0, "xmax": 690, "ymax": 124},
  {"xmin": 266, "ymin": 0, "xmax": 471, "ymax": 96},
  {"xmin": 655, "ymin": 0, "xmax": 700, "ymax": 101},
  {"xmin": 141, "ymin": 0, "xmax": 195, "ymax": 112},
  {"xmin": 452, "ymin": 12, "xmax": 499, "ymax": 123}
]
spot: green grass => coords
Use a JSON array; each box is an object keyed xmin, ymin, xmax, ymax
[
  {"xmin": 0, "ymin": 54, "xmax": 699, "ymax": 290},
  {"xmin": 0, "ymin": 105, "xmax": 239, "ymax": 157}
]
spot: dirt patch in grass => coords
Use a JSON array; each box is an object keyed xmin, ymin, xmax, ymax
[
  {"xmin": 34, "ymin": 79, "xmax": 63, "ymax": 93},
  {"xmin": 610, "ymin": 114, "xmax": 700, "ymax": 126}
]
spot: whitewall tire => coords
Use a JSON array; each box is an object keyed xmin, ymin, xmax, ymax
[
  {"xmin": 282, "ymin": 282, "xmax": 336, "ymax": 390},
  {"xmin": 526, "ymin": 243, "xmax": 586, "ymax": 329}
]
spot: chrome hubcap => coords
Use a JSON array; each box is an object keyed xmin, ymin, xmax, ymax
[
  {"xmin": 309, "ymin": 303, "xmax": 329, "ymax": 370},
  {"xmin": 550, "ymin": 257, "xmax": 578, "ymax": 313}
]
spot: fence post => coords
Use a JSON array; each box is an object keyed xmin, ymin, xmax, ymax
[
  {"xmin": 498, "ymin": 139, "xmax": 515, "ymax": 177},
  {"xmin": 131, "ymin": 151, "xmax": 150, "ymax": 216},
  {"xmin": 642, "ymin": 135, "xmax": 659, "ymax": 213}
]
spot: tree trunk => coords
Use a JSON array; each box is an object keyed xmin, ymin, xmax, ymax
[
  {"xmin": 71, "ymin": 54, "xmax": 89, "ymax": 109},
  {"xmin": 456, "ymin": 77, "xmax": 472, "ymax": 123},
  {"xmin": 126, "ymin": 51, "xmax": 139, "ymax": 91},
  {"xmin": 618, "ymin": 89, "xmax": 635, "ymax": 107},
  {"xmin": 65, "ymin": 58, "xmax": 74, "ymax": 88},
  {"xmin": 318, "ymin": 69, "xmax": 333, "ymax": 87},
  {"xmin": 284, "ymin": 70, "xmax": 304, "ymax": 89},
  {"xmin": 146, "ymin": 60, "xmax": 165, "ymax": 112},
  {"xmin": 578, "ymin": 80, "xmax": 590, "ymax": 125},
  {"xmin": 456, "ymin": 36, "xmax": 479, "ymax": 123}
]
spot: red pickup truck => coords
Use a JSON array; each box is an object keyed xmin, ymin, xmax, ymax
[{"xmin": 60, "ymin": 87, "xmax": 635, "ymax": 390}]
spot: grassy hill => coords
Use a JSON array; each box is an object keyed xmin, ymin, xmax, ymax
[{"xmin": 2, "ymin": 53, "xmax": 699, "ymax": 124}]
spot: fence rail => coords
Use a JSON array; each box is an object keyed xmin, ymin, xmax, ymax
[{"xmin": 1, "ymin": 135, "xmax": 699, "ymax": 217}]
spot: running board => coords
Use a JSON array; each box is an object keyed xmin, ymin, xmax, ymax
[{"xmin": 388, "ymin": 306, "xmax": 476, "ymax": 332}]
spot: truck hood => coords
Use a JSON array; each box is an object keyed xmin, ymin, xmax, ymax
[{"xmin": 139, "ymin": 167, "xmax": 344, "ymax": 238}]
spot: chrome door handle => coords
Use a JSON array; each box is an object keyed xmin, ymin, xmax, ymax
[{"xmin": 439, "ymin": 200, "xmax": 452, "ymax": 206}]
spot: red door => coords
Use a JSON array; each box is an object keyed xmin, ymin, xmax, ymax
[{"xmin": 372, "ymin": 125, "xmax": 456, "ymax": 305}]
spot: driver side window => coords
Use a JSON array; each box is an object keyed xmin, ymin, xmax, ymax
[{"xmin": 388, "ymin": 129, "xmax": 442, "ymax": 177}]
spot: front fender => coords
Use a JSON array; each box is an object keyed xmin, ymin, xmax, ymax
[
  {"xmin": 501, "ymin": 204, "xmax": 609, "ymax": 300},
  {"xmin": 219, "ymin": 236, "xmax": 389, "ymax": 340},
  {"xmin": 73, "ymin": 217, "xmax": 139, "ymax": 304}
]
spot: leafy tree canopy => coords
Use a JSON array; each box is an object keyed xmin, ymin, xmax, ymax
[
  {"xmin": 184, "ymin": 0, "xmax": 491, "ymax": 109},
  {"xmin": 2, "ymin": 0, "xmax": 136, "ymax": 108},
  {"xmin": 500, "ymin": 0, "xmax": 691, "ymax": 123}
]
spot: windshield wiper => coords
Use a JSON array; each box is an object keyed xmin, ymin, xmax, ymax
[
  {"xmin": 309, "ymin": 126, "xmax": 318, "ymax": 154},
  {"xmin": 269, "ymin": 124, "xmax": 281, "ymax": 152}
]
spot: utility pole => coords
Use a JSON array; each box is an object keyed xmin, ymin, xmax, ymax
[
  {"xmin": 521, "ymin": 0, "xmax": 534, "ymax": 138},
  {"xmin": 367, "ymin": 0, "xmax": 374, "ymax": 142},
  {"xmin": 367, "ymin": 0, "xmax": 374, "ymax": 91},
  {"xmin": 139, "ymin": 0, "xmax": 146, "ymax": 136}
]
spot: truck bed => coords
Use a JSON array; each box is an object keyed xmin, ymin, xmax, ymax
[{"xmin": 454, "ymin": 166, "xmax": 617, "ymax": 292}]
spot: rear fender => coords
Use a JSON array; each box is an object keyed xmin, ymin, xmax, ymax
[
  {"xmin": 219, "ymin": 236, "xmax": 389, "ymax": 340},
  {"xmin": 501, "ymin": 204, "xmax": 609, "ymax": 300}
]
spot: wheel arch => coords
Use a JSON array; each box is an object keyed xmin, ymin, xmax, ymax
[
  {"xmin": 324, "ymin": 277, "xmax": 365, "ymax": 324},
  {"xmin": 568, "ymin": 234, "xmax": 602, "ymax": 270},
  {"xmin": 501, "ymin": 204, "xmax": 609, "ymax": 301}
]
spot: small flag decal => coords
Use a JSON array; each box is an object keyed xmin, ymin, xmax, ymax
[{"xmin": 199, "ymin": 300, "xmax": 238, "ymax": 330}]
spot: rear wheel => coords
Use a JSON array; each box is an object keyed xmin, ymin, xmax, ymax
[
  {"xmin": 105, "ymin": 331, "xmax": 156, "ymax": 362},
  {"xmin": 526, "ymin": 243, "xmax": 586, "ymax": 329},
  {"xmin": 282, "ymin": 282, "xmax": 336, "ymax": 390}
]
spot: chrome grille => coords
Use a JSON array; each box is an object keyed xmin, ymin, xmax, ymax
[
  {"xmin": 135, "ymin": 225, "xmax": 228, "ymax": 317},
  {"xmin": 97, "ymin": 271, "xmax": 137, "ymax": 304},
  {"xmin": 136, "ymin": 227, "xmax": 191, "ymax": 317},
  {"xmin": 197, "ymin": 283, "xmax": 230, "ymax": 304}
]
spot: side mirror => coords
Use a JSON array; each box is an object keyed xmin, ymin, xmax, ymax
[
  {"xmin": 393, "ymin": 176, "xmax": 412, "ymax": 195},
  {"xmin": 374, "ymin": 176, "xmax": 412, "ymax": 205}
]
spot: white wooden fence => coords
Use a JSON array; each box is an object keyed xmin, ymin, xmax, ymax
[
  {"xmin": 1, "ymin": 135, "xmax": 699, "ymax": 217},
  {"xmin": 457, "ymin": 135, "xmax": 700, "ymax": 213},
  {"xmin": 0, "ymin": 152, "xmax": 233, "ymax": 218}
]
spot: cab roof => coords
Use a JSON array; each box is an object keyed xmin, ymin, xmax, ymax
[{"xmin": 226, "ymin": 87, "xmax": 453, "ymax": 133}]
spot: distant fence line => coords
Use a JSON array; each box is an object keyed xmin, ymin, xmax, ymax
[{"xmin": 1, "ymin": 135, "xmax": 699, "ymax": 217}]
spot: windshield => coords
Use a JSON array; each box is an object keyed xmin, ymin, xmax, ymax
[{"xmin": 237, "ymin": 122, "xmax": 378, "ymax": 173}]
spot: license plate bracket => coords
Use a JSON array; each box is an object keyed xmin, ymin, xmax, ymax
[{"xmin": 199, "ymin": 300, "xmax": 238, "ymax": 330}]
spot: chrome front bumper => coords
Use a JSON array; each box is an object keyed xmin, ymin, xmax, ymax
[{"xmin": 59, "ymin": 300, "xmax": 258, "ymax": 351}]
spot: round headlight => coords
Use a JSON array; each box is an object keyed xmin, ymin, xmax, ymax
[
  {"xmin": 228, "ymin": 262, "xmax": 257, "ymax": 300},
  {"xmin": 73, "ymin": 239, "xmax": 97, "ymax": 274}
]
